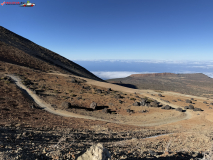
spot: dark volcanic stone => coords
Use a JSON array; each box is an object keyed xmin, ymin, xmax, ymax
[
  {"xmin": 96, "ymin": 89, "xmax": 102, "ymax": 93},
  {"xmin": 161, "ymin": 105, "xmax": 171, "ymax": 110},
  {"xmin": 176, "ymin": 108, "xmax": 183, "ymax": 112},
  {"xmin": 158, "ymin": 94, "xmax": 163, "ymax": 97},
  {"xmin": 115, "ymin": 94, "xmax": 122, "ymax": 99},
  {"xmin": 90, "ymin": 102, "xmax": 97, "ymax": 110},
  {"xmin": 186, "ymin": 99, "xmax": 192, "ymax": 103},
  {"xmin": 61, "ymin": 102, "xmax": 71, "ymax": 109},
  {"xmin": 108, "ymin": 88, "xmax": 112, "ymax": 91},
  {"xmin": 102, "ymin": 108, "xmax": 108, "ymax": 113},
  {"xmin": 133, "ymin": 102, "xmax": 140, "ymax": 106},
  {"xmin": 70, "ymin": 78, "xmax": 77, "ymax": 83},
  {"xmin": 203, "ymin": 101, "xmax": 208, "ymax": 104},
  {"xmin": 150, "ymin": 101, "xmax": 159, "ymax": 107},
  {"xmin": 193, "ymin": 108, "xmax": 203, "ymax": 111},
  {"xmin": 126, "ymin": 109, "xmax": 134, "ymax": 113},
  {"xmin": 184, "ymin": 106, "xmax": 189, "ymax": 109},
  {"xmin": 188, "ymin": 105, "xmax": 194, "ymax": 109}
]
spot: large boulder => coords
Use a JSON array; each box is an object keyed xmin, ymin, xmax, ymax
[
  {"xmin": 77, "ymin": 143, "xmax": 111, "ymax": 160},
  {"xmin": 61, "ymin": 102, "xmax": 71, "ymax": 109},
  {"xmin": 90, "ymin": 102, "xmax": 97, "ymax": 110}
]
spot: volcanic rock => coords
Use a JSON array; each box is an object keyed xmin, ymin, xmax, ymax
[
  {"xmin": 90, "ymin": 102, "xmax": 97, "ymax": 110},
  {"xmin": 77, "ymin": 143, "xmax": 111, "ymax": 160}
]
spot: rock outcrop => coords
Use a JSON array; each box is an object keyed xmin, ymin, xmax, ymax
[{"xmin": 77, "ymin": 143, "xmax": 111, "ymax": 160}]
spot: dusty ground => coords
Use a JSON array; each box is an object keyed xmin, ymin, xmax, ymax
[{"xmin": 1, "ymin": 61, "xmax": 213, "ymax": 159}]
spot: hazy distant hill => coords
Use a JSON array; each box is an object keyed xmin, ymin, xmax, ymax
[
  {"xmin": 0, "ymin": 26, "xmax": 103, "ymax": 81},
  {"xmin": 107, "ymin": 73, "xmax": 213, "ymax": 98}
]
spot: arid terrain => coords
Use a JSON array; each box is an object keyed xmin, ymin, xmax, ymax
[
  {"xmin": 107, "ymin": 73, "xmax": 213, "ymax": 98},
  {"xmin": 1, "ymin": 61, "xmax": 213, "ymax": 160},
  {"xmin": 1, "ymin": 27, "xmax": 213, "ymax": 160}
]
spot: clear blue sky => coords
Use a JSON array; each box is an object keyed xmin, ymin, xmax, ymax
[{"xmin": 1, "ymin": 0, "xmax": 213, "ymax": 61}]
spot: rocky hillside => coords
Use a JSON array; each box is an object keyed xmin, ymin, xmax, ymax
[
  {"xmin": 107, "ymin": 73, "xmax": 213, "ymax": 98},
  {"xmin": 0, "ymin": 26, "xmax": 103, "ymax": 81}
]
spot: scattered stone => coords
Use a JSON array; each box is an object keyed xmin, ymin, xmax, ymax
[
  {"xmin": 90, "ymin": 102, "xmax": 97, "ymax": 110},
  {"xmin": 115, "ymin": 94, "xmax": 122, "ymax": 99},
  {"xmin": 149, "ymin": 150, "xmax": 157, "ymax": 156},
  {"xmin": 70, "ymin": 78, "xmax": 77, "ymax": 83},
  {"xmin": 139, "ymin": 110, "xmax": 148, "ymax": 113},
  {"xmin": 172, "ymin": 100, "xmax": 177, "ymax": 102},
  {"xmin": 150, "ymin": 101, "xmax": 159, "ymax": 107},
  {"xmin": 203, "ymin": 101, "xmax": 208, "ymax": 104},
  {"xmin": 164, "ymin": 100, "xmax": 170, "ymax": 103},
  {"xmin": 191, "ymin": 98, "xmax": 194, "ymax": 100},
  {"xmin": 210, "ymin": 103, "xmax": 213, "ymax": 106},
  {"xmin": 77, "ymin": 96, "xmax": 82, "ymax": 100},
  {"xmin": 185, "ymin": 99, "xmax": 192, "ymax": 103},
  {"xmin": 209, "ymin": 107, "xmax": 212, "ymax": 109},
  {"xmin": 188, "ymin": 105, "xmax": 194, "ymax": 109},
  {"xmin": 184, "ymin": 106, "xmax": 189, "ymax": 109},
  {"xmin": 140, "ymin": 98, "xmax": 147, "ymax": 106},
  {"xmin": 133, "ymin": 102, "xmax": 140, "ymax": 106},
  {"xmin": 193, "ymin": 108, "xmax": 203, "ymax": 111},
  {"xmin": 126, "ymin": 109, "xmax": 134, "ymax": 113},
  {"xmin": 102, "ymin": 108, "xmax": 108, "ymax": 113},
  {"xmin": 178, "ymin": 99, "xmax": 182, "ymax": 101},
  {"xmin": 96, "ymin": 89, "xmax": 102, "ymax": 94},
  {"xmin": 176, "ymin": 108, "xmax": 183, "ymax": 112},
  {"xmin": 61, "ymin": 102, "xmax": 71, "ymax": 109},
  {"xmin": 77, "ymin": 143, "xmax": 111, "ymax": 160},
  {"xmin": 108, "ymin": 88, "xmax": 112, "ymax": 91},
  {"xmin": 158, "ymin": 94, "xmax": 163, "ymax": 97},
  {"xmin": 161, "ymin": 105, "xmax": 172, "ymax": 110}
]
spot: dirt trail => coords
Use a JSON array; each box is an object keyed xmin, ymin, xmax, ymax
[{"xmin": 5, "ymin": 73, "xmax": 193, "ymax": 127}]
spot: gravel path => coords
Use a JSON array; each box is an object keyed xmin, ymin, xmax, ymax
[{"xmin": 8, "ymin": 74, "xmax": 191, "ymax": 127}]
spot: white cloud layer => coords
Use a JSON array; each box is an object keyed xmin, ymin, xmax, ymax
[
  {"xmin": 92, "ymin": 71, "xmax": 155, "ymax": 80},
  {"xmin": 92, "ymin": 71, "xmax": 213, "ymax": 80}
]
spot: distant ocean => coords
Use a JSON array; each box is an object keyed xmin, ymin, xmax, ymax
[{"xmin": 73, "ymin": 60, "xmax": 213, "ymax": 80}]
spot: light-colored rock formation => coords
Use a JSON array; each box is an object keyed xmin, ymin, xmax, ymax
[{"xmin": 77, "ymin": 143, "xmax": 111, "ymax": 160}]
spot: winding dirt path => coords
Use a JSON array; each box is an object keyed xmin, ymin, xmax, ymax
[{"xmin": 7, "ymin": 73, "xmax": 193, "ymax": 127}]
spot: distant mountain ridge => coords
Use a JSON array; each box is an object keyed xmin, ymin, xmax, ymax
[
  {"xmin": 107, "ymin": 72, "xmax": 213, "ymax": 98},
  {"xmin": 129, "ymin": 73, "xmax": 176, "ymax": 78},
  {"xmin": 0, "ymin": 26, "xmax": 103, "ymax": 81}
]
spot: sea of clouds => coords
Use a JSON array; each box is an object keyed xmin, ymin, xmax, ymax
[{"xmin": 73, "ymin": 60, "xmax": 213, "ymax": 80}]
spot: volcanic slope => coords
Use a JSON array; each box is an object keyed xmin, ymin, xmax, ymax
[
  {"xmin": 0, "ymin": 26, "xmax": 102, "ymax": 81},
  {"xmin": 107, "ymin": 72, "xmax": 213, "ymax": 98}
]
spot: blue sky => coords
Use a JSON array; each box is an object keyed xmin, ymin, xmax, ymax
[{"xmin": 1, "ymin": 0, "xmax": 213, "ymax": 61}]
